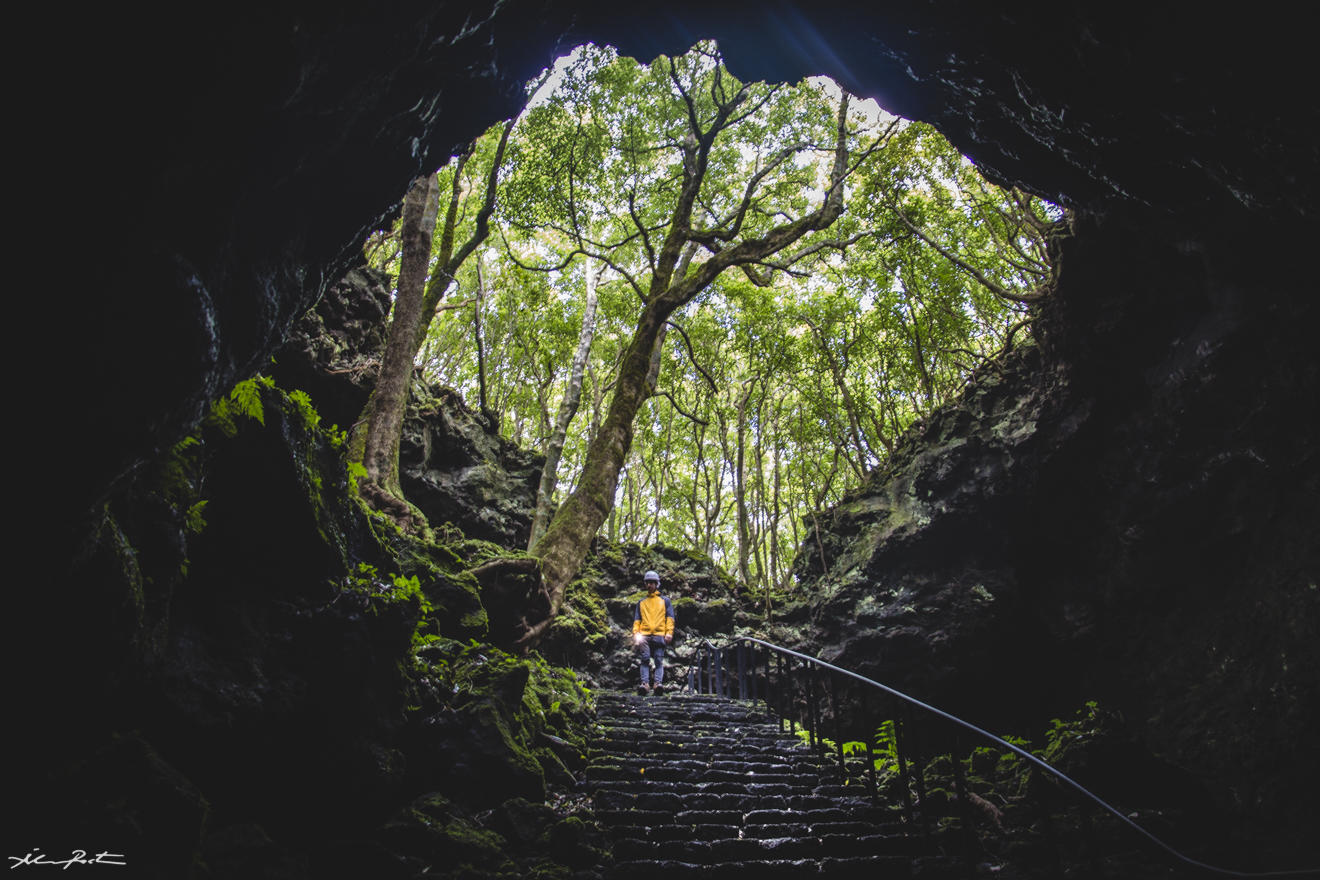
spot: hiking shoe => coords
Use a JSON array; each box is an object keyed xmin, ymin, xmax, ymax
[
  {"xmin": 637, "ymin": 684, "xmax": 650, "ymax": 696},
  {"xmin": 651, "ymin": 683, "xmax": 664, "ymax": 695}
]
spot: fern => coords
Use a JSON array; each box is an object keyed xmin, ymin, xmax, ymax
[
  {"xmin": 185, "ymin": 499, "xmax": 209, "ymax": 534},
  {"xmin": 229, "ymin": 376, "xmax": 267, "ymax": 424},
  {"xmin": 288, "ymin": 388, "xmax": 320, "ymax": 431},
  {"xmin": 205, "ymin": 375, "xmax": 272, "ymax": 436}
]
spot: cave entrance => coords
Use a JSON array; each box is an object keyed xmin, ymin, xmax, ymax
[{"xmin": 356, "ymin": 38, "xmax": 1061, "ymax": 602}]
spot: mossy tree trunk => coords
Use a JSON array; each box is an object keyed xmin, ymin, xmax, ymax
[
  {"xmin": 353, "ymin": 172, "xmax": 440, "ymax": 529},
  {"xmin": 351, "ymin": 118, "xmax": 515, "ymax": 530}
]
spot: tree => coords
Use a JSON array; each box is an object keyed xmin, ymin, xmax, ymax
[
  {"xmin": 528, "ymin": 259, "xmax": 602, "ymax": 548},
  {"xmin": 497, "ymin": 42, "xmax": 892, "ymax": 645},
  {"xmin": 353, "ymin": 116, "xmax": 516, "ymax": 527}
]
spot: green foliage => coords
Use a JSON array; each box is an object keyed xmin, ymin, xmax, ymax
[
  {"xmin": 344, "ymin": 561, "xmax": 435, "ymax": 623},
  {"xmin": 287, "ymin": 388, "xmax": 321, "ymax": 432},
  {"xmin": 873, "ymin": 718, "xmax": 899, "ymax": 774},
  {"xmin": 1039, "ymin": 699, "xmax": 1112, "ymax": 764},
  {"xmin": 184, "ymin": 499, "xmax": 208, "ymax": 535},
  {"xmin": 205, "ymin": 374, "xmax": 275, "ymax": 437}
]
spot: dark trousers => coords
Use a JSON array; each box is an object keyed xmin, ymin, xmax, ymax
[{"xmin": 637, "ymin": 635, "xmax": 667, "ymax": 685}]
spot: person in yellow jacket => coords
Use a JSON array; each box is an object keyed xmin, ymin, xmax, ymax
[{"xmin": 632, "ymin": 570, "xmax": 675, "ymax": 695}]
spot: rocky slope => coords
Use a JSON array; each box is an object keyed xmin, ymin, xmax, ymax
[{"xmin": 272, "ymin": 265, "xmax": 543, "ymax": 548}]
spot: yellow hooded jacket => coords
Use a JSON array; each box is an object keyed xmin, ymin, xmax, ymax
[{"xmin": 632, "ymin": 592, "xmax": 675, "ymax": 637}]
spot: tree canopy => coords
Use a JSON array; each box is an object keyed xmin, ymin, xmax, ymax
[{"xmin": 362, "ymin": 41, "xmax": 1063, "ymax": 629}]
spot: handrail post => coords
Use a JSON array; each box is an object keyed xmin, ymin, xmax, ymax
[
  {"xmin": 892, "ymin": 709, "xmax": 914, "ymax": 827},
  {"xmin": 737, "ymin": 640, "xmax": 747, "ymax": 701},
  {"xmin": 862, "ymin": 702, "xmax": 879, "ymax": 804},
  {"xmin": 903, "ymin": 706, "xmax": 931, "ymax": 841},
  {"xmin": 830, "ymin": 674, "xmax": 846, "ymax": 783},
  {"xmin": 950, "ymin": 733, "xmax": 978, "ymax": 873},
  {"xmin": 750, "ymin": 642, "xmax": 759, "ymax": 707},
  {"xmin": 784, "ymin": 656, "xmax": 795, "ymax": 735},
  {"xmin": 803, "ymin": 660, "xmax": 813, "ymax": 749}
]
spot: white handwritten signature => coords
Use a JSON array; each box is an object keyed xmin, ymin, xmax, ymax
[{"xmin": 7, "ymin": 850, "xmax": 126, "ymax": 869}]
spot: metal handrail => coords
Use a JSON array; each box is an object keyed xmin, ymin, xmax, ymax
[{"xmin": 678, "ymin": 635, "xmax": 1320, "ymax": 879}]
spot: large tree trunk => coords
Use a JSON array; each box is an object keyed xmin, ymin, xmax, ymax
[
  {"xmin": 352, "ymin": 173, "xmax": 440, "ymax": 528},
  {"xmin": 350, "ymin": 118, "xmax": 515, "ymax": 529},
  {"xmin": 528, "ymin": 260, "xmax": 601, "ymax": 549}
]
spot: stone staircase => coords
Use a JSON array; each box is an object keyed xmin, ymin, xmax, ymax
[{"xmin": 584, "ymin": 691, "xmax": 962, "ymax": 878}]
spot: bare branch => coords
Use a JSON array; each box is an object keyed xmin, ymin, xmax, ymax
[
  {"xmin": 654, "ymin": 389, "xmax": 709, "ymax": 426},
  {"xmin": 886, "ymin": 197, "xmax": 1046, "ymax": 305},
  {"xmin": 665, "ymin": 319, "xmax": 720, "ymax": 392},
  {"xmin": 689, "ymin": 142, "xmax": 804, "ymax": 245},
  {"xmin": 627, "ymin": 186, "xmax": 658, "ymax": 271}
]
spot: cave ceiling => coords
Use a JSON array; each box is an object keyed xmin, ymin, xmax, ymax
[{"xmin": 44, "ymin": 1, "xmax": 1317, "ymax": 529}]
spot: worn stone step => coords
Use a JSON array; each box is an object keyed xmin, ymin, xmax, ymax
[
  {"xmin": 603, "ymin": 819, "xmax": 909, "ymax": 843},
  {"xmin": 670, "ymin": 809, "xmax": 745, "ymax": 825},
  {"xmin": 606, "ymin": 855, "xmax": 916, "ymax": 879},
  {"xmin": 741, "ymin": 806, "xmax": 896, "ymax": 824},
  {"xmin": 741, "ymin": 820, "xmax": 906, "ymax": 838},
  {"xmin": 588, "ymin": 756, "xmax": 831, "ymax": 775},
  {"xmin": 595, "ymin": 735, "xmax": 826, "ymax": 754},
  {"xmin": 604, "ymin": 823, "xmax": 741, "ymax": 843},
  {"xmin": 585, "ymin": 778, "xmax": 833, "ymax": 796},
  {"xmin": 596, "ymin": 725, "xmax": 790, "ymax": 740},
  {"xmin": 589, "ymin": 754, "xmax": 826, "ymax": 772},
  {"xmin": 587, "ymin": 766, "xmax": 825, "ymax": 786},
  {"xmin": 614, "ymin": 831, "xmax": 917, "ymax": 856},
  {"xmin": 610, "ymin": 835, "xmax": 832, "ymax": 863},
  {"xmin": 591, "ymin": 789, "xmax": 879, "ymax": 813}
]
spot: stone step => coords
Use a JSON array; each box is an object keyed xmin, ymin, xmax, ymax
[
  {"xmin": 605, "ymin": 855, "xmax": 917, "ymax": 879},
  {"xmin": 583, "ymin": 780, "xmax": 824, "ymax": 798},
  {"xmin": 594, "ymin": 733, "xmax": 826, "ymax": 753},
  {"xmin": 586, "ymin": 756, "xmax": 828, "ymax": 773},
  {"xmin": 585, "ymin": 766, "xmax": 828, "ymax": 785},
  {"xmin": 596, "ymin": 696, "xmax": 765, "ymax": 707},
  {"xmin": 596, "ymin": 721, "xmax": 789, "ymax": 736},
  {"xmin": 609, "ymin": 832, "xmax": 925, "ymax": 863},
  {"xmin": 587, "ymin": 756, "xmax": 836, "ymax": 775},
  {"xmin": 591, "ymin": 805, "xmax": 899, "ymax": 828},
  {"xmin": 603, "ymin": 820, "xmax": 907, "ymax": 842},
  {"xmin": 592, "ymin": 790, "xmax": 880, "ymax": 813}
]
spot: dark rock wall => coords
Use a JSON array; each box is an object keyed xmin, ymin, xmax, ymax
[
  {"xmin": 271, "ymin": 266, "xmax": 542, "ymax": 547},
  {"xmin": 400, "ymin": 386, "xmax": 542, "ymax": 547},
  {"xmin": 795, "ymin": 205, "xmax": 1319, "ymax": 858}
]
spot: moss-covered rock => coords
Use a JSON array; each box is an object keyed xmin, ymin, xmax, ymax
[
  {"xmin": 539, "ymin": 577, "xmax": 609, "ymax": 668},
  {"xmin": 380, "ymin": 793, "xmax": 517, "ymax": 878},
  {"xmin": 403, "ymin": 638, "xmax": 593, "ymax": 808}
]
